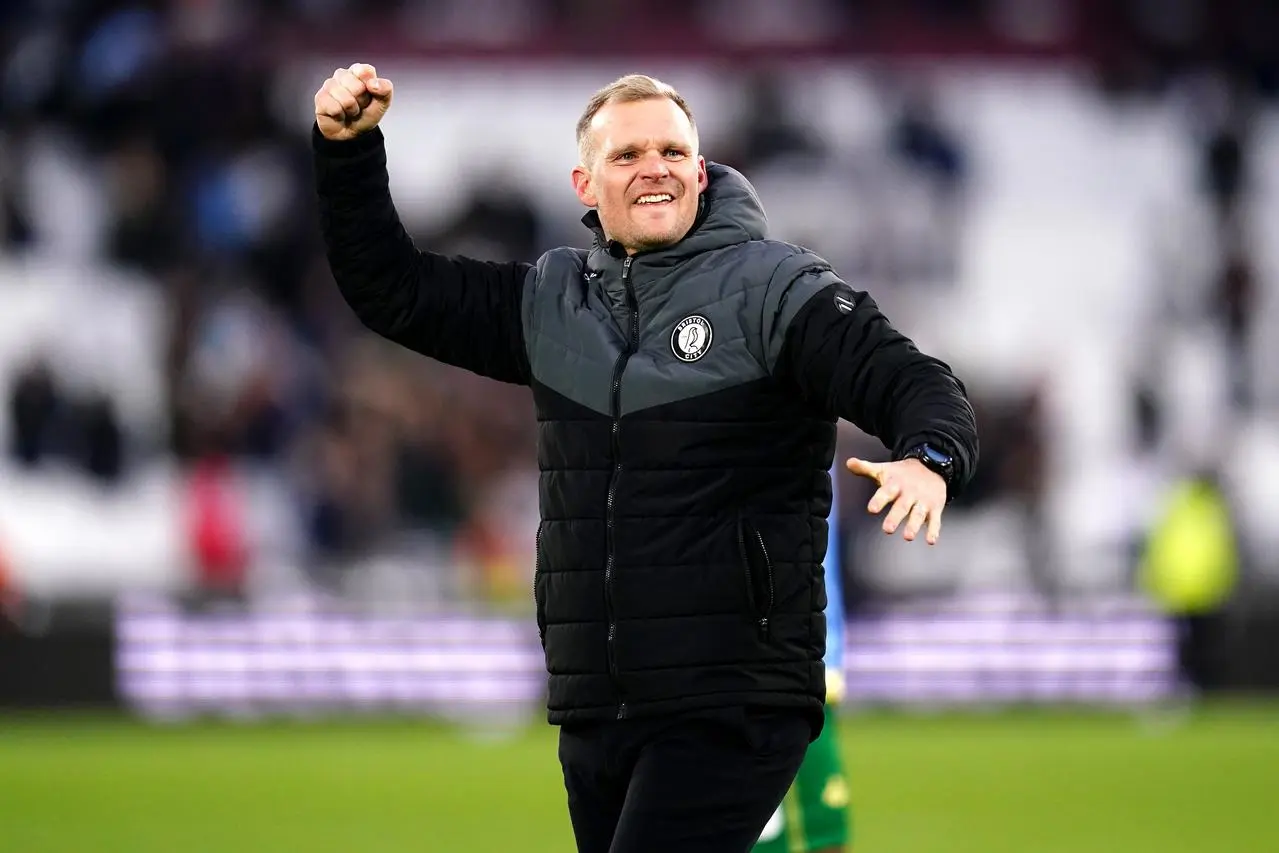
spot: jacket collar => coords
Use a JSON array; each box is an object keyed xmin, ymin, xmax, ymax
[{"xmin": 580, "ymin": 162, "xmax": 768, "ymax": 286}]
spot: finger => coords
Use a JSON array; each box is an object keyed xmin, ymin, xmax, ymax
[
  {"xmin": 902, "ymin": 501, "xmax": 930, "ymax": 542},
  {"xmin": 866, "ymin": 481, "xmax": 900, "ymax": 514},
  {"xmin": 334, "ymin": 67, "xmax": 369, "ymax": 100},
  {"xmin": 315, "ymin": 89, "xmax": 349, "ymax": 122},
  {"xmin": 346, "ymin": 64, "xmax": 391, "ymax": 102},
  {"xmin": 845, "ymin": 457, "xmax": 883, "ymax": 483},
  {"xmin": 882, "ymin": 494, "xmax": 916, "ymax": 536},
  {"xmin": 366, "ymin": 77, "xmax": 392, "ymax": 102},
  {"xmin": 926, "ymin": 506, "xmax": 943, "ymax": 546},
  {"xmin": 324, "ymin": 70, "xmax": 363, "ymax": 116},
  {"xmin": 326, "ymin": 81, "xmax": 361, "ymax": 118},
  {"xmin": 339, "ymin": 67, "xmax": 387, "ymax": 110}
]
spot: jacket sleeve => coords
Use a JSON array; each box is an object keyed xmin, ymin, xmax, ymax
[
  {"xmin": 313, "ymin": 125, "xmax": 532, "ymax": 385},
  {"xmin": 764, "ymin": 251, "xmax": 979, "ymax": 493}
]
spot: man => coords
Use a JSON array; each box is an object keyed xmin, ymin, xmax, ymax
[
  {"xmin": 756, "ymin": 473, "xmax": 853, "ymax": 853},
  {"xmin": 313, "ymin": 67, "xmax": 978, "ymax": 852}
]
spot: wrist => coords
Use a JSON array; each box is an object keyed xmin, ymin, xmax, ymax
[{"xmin": 898, "ymin": 443, "xmax": 954, "ymax": 491}]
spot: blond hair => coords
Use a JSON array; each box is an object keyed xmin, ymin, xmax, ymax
[{"xmin": 576, "ymin": 74, "xmax": 697, "ymax": 166}]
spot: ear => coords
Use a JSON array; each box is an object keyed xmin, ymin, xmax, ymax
[
  {"xmin": 571, "ymin": 164, "xmax": 597, "ymax": 208},
  {"xmin": 696, "ymin": 156, "xmax": 709, "ymax": 193}
]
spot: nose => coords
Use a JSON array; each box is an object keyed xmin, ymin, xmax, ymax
[{"xmin": 639, "ymin": 151, "xmax": 670, "ymax": 179}]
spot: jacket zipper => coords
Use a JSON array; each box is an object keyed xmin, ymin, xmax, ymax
[
  {"xmin": 754, "ymin": 528, "xmax": 775, "ymax": 636},
  {"xmin": 604, "ymin": 255, "xmax": 637, "ymax": 719},
  {"xmin": 737, "ymin": 519, "xmax": 775, "ymax": 638},
  {"xmin": 533, "ymin": 523, "xmax": 545, "ymax": 645}
]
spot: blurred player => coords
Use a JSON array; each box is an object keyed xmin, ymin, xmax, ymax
[{"xmin": 756, "ymin": 471, "xmax": 852, "ymax": 853}]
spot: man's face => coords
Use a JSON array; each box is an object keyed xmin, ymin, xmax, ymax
[{"xmin": 572, "ymin": 98, "xmax": 708, "ymax": 255}]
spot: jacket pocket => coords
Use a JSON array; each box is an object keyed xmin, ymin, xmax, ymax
[
  {"xmin": 533, "ymin": 522, "xmax": 546, "ymax": 646},
  {"xmin": 737, "ymin": 516, "xmax": 775, "ymax": 638}
]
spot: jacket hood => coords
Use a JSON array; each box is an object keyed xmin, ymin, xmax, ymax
[{"xmin": 581, "ymin": 162, "xmax": 768, "ymax": 270}]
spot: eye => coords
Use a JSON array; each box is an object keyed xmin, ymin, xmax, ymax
[
  {"xmin": 617, "ymin": 151, "xmax": 637, "ymax": 162},
  {"xmin": 665, "ymin": 148, "xmax": 686, "ymax": 158}
]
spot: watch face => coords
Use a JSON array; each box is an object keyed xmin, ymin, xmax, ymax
[{"xmin": 923, "ymin": 446, "xmax": 952, "ymax": 466}]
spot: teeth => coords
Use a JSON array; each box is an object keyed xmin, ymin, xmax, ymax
[{"xmin": 636, "ymin": 194, "xmax": 673, "ymax": 204}]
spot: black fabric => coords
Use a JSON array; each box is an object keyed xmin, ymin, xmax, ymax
[
  {"xmin": 775, "ymin": 282, "xmax": 979, "ymax": 486},
  {"xmin": 534, "ymin": 379, "xmax": 832, "ymax": 729},
  {"xmin": 313, "ymin": 126, "xmax": 533, "ymax": 385},
  {"xmin": 558, "ymin": 706, "xmax": 812, "ymax": 853}
]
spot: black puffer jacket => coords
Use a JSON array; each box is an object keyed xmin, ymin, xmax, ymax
[{"xmin": 314, "ymin": 126, "xmax": 979, "ymax": 734}]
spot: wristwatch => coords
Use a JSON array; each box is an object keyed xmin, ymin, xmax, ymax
[{"xmin": 900, "ymin": 443, "xmax": 954, "ymax": 487}]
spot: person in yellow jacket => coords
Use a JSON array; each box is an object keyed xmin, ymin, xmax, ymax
[{"xmin": 1139, "ymin": 471, "xmax": 1239, "ymax": 692}]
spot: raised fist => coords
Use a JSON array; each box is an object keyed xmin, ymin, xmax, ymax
[{"xmin": 314, "ymin": 63, "xmax": 394, "ymax": 142}]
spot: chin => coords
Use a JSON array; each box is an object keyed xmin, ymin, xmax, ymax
[
  {"xmin": 638, "ymin": 223, "xmax": 686, "ymax": 247},
  {"xmin": 631, "ymin": 233, "xmax": 679, "ymax": 251}
]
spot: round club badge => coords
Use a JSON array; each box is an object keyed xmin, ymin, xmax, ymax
[{"xmin": 671, "ymin": 315, "xmax": 713, "ymax": 362}]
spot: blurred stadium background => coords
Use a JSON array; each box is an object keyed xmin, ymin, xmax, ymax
[{"xmin": 1, "ymin": 1, "xmax": 1277, "ymax": 850}]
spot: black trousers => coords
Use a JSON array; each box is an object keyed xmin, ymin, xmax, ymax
[{"xmin": 558, "ymin": 706, "xmax": 812, "ymax": 853}]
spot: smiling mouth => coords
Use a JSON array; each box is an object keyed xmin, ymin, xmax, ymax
[{"xmin": 634, "ymin": 193, "xmax": 674, "ymax": 206}]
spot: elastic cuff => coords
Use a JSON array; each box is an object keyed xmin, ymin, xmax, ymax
[{"xmin": 311, "ymin": 123, "xmax": 385, "ymax": 158}]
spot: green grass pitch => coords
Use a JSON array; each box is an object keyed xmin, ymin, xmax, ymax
[{"xmin": 1, "ymin": 704, "xmax": 1275, "ymax": 852}]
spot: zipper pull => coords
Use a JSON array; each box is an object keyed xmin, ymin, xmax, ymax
[
  {"xmin": 622, "ymin": 257, "xmax": 633, "ymax": 280},
  {"xmin": 757, "ymin": 617, "xmax": 770, "ymax": 638}
]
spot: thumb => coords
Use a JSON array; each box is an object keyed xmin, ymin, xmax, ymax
[
  {"xmin": 845, "ymin": 457, "xmax": 883, "ymax": 482},
  {"xmin": 367, "ymin": 77, "xmax": 393, "ymax": 101}
]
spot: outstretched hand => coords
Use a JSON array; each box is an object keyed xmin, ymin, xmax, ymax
[{"xmin": 846, "ymin": 457, "xmax": 948, "ymax": 545}]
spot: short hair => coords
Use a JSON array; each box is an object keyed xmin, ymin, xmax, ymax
[{"xmin": 576, "ymin": 74, "xmax": 697, "ymax": 166}]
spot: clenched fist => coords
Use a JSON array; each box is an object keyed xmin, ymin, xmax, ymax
[{"xmin": 314, "ymin": 63, "xmax": 394, "ymax": 142}]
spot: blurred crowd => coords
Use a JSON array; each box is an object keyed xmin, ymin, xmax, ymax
[{"xmin": 0, "ymin": 0, "xmax": 1275, "ymax": 613}]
